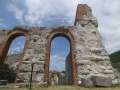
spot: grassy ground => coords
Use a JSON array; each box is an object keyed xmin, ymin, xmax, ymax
[{"xmin": 0, "ymin": 86, "xmax": 120, "ymax": 90}]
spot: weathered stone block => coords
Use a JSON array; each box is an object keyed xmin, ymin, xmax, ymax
[
  {"xmin": 32, "ymin": 73, "xmax": 44, "ymax": 83},
  {"xmin": 33, "ymin": 63, "xmax": 44, "ymax": 72},
  {"xmin": 77, "ymin": 60, "xmax": 91, "ymax": 65},
  {"xmin": 19, "ymin": 63, "xmax": 31, "ymax": 72},
  {"xmin": 91, "ymin": 75, "xmax": 112, "ymax": 87},
  {"xmin": 81, "ymin": 77, "xmax": 94, "ymax": 87},
  {"xmin": 17, "ymin": 72, "xmax": 31, "ymax": 82}
]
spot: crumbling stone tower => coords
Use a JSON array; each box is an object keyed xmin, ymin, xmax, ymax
[{"xmin": 0, "ymin": 4, "xmax": 115, "ymax": 86}]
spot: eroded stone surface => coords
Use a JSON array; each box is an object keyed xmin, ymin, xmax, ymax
[
  {"xmin": 81, "ymin": 77, "xmax": 94, "ymax": 87},
  {"xmin": 91, "ymin": 75, "xmax": 112, "ymax": 87}
]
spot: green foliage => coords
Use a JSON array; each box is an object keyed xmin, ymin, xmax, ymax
[{"xmin": 110, "ymin": 51, "xmax": 120, "ymax": 71}]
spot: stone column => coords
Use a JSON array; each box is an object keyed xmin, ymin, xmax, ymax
[{"xmin": 74, "ymin": 4, "xmax": 115, "ymax": 86}]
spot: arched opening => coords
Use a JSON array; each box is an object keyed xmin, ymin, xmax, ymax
[
  {"xmin": 0, "ymin": 30, "xmax": 28, "ymax": 84},
  {"xmin": 49, "ymin": 36, "xmax": 71, "ymax": 85},
  {"xmin": 45, "ymin": 30, "xmax": 77, "ymax": 85}
]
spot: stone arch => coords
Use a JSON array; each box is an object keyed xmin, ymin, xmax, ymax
[
  {"xmin": 0, "ymin": 27, "xmax": 29, "ymax": 64},
  {"xmin": 44, "ymin": 28, "xmax": 77, "ymax": 85}
]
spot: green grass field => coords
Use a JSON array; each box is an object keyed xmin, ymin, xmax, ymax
[{"xmin": 0, "ymin": 86, "xmax": 120, "ymax": 90}]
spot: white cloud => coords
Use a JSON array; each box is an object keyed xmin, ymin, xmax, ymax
[
  {"xmin": 8, "ymin": 45, "xmax": 24, "ymax": 55},
  {"xmin": 49, "ymin": 54, "xmax": 66, "ymax": 71},
  {"xmin": 0, "ymin": 23, "xmax": 4, "ymax": 26},
  {"xmin": 8, "ymin": 3, "xmax": 25, "ymax": 24},
  {"xmin": 7, "ymin": 0, "xmax": 120, "ymax": 54},
  {"xmin": 0, "ymin": 19, "xmax": 6, "ymax": 27},
  {"xmin": 8, "ymin": 0, "xmax": 78, "ymax": 26},
  {"xmin": 8, "ymin": 37, "xmax": 25, "ymax": 55}
]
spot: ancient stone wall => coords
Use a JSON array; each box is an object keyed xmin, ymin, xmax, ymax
[{"xmin": 0, "ymin": 4, "xmax": 115, "ymax": 86}]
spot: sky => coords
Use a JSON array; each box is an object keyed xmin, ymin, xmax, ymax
[
  {"xmin": 0, "ymin": 0, "xmax": 120, "ymax": 71},
  {"xmin": 49, "ymin": 36, "xmax": 70, "ymax": 71},
  {"xmin": 8, "ymin": 36, "xmax": 25, "ymax": 55}
]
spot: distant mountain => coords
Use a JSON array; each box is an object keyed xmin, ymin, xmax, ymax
[
  {"xmin": 5, "ymin": 54, "xmax": 22, "ymax": 70},
  {"xmin": 110, "ymin": 51, "xmax": 120, "ymax": 72},
  {"xmin": 5, "ymin": 54, "xmax": 21, "ymax": 65}
]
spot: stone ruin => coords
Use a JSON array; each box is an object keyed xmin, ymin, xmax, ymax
[{"xmin": 0, "ymin": 4, "xmax": 117, "ymax": 87}]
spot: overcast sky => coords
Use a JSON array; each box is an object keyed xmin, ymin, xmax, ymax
[
  {"xmin": 0, "ymin": 0, "xmax": 120, "ymax": 71},
  {"xmin": 0, "ymin": 0, "xmax": 120, "ymax": 54}
]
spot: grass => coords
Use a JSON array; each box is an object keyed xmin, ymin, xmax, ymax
[{"xmin": 0, "ymin": 86, "xmax": 120, "ymax": 90}]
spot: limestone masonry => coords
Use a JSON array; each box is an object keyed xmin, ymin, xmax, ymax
[{"xmin": 0, "ymin": 4, "xmax": 116, "ymax": 86}]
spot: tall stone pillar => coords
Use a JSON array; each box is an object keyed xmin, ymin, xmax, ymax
[
  {"xmin": 0, "ymin": 30, "xmax": 8, "ymax": 64},
  {"xmin": 74, "ymin": 4, "xmax": 115, "ymax": 86}
]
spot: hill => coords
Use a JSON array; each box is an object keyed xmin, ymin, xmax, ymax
[
  {"xmin": 110, "ymin": 51, "xmax": 120, "ymax": 72},
  {"xmin": 5, "ymin": 54, "xmax": 21, "ymax": 65}
]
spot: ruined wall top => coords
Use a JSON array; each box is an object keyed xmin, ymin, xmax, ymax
[{"xmin": 75, "ymin": 4, "xmax": 93, "ymax": 21}]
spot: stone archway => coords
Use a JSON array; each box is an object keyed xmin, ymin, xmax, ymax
[
  {"xmin": 44, "ymin": 28, "xmax": 77, "ymax": 85},
  {"xmin": 0, "ymin": 28, "xmax": 29, "ymax": 83},
  {"xmin": 0, "ymin": 28, "xmax": 28, "ymax": 64}
]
